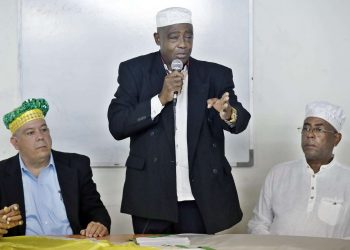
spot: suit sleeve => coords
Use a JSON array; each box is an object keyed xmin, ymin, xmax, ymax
[
  {"xmin": 77, "ymin": 156, "xmax": 111, "ymax": 231},
  {"xmin": 108, "ymin": 62, "xmax": 159, "ymax": 140},
  {"xmin": 215, "ymin": 66, "xmax": 251, "ymax": 133}
]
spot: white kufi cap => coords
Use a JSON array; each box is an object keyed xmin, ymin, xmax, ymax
[
  {"xmin": 156, "ymin": 7, "xmax": 192, "ymax": 28},
  {"xmin": 305, "ymin": 101, "xmax": 346, "ymax": 132}
]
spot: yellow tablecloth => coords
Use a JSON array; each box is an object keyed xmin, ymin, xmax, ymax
[{"xmin": 0, "ymin": 236, "xmax": 157, "ymax": 250}]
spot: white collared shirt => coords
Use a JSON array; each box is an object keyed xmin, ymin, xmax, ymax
[
  {"xmin": 248, "ymin": 158, "xmax": 350, "ymax": 238},
  {"xmin": 150, "ymin": 65, "xmax": 195, "ymax": 201}
]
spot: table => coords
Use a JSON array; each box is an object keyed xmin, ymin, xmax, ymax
[
  {"xmin": 2, "ymin": 234, "xmax": 349, "ymax": 249},
  {"xmin": 102, "ymin": 234, "xmax": 350, "ymax": 250}
]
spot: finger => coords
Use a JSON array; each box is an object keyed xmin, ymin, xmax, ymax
[
  {"xmin": 94, "ymin": 224, "xmax": 108, "ymax": 237},
  {"xmin": 98, "ymin": 225, "xmax": 108, "ymax": 237},
  {"xmin": 80, "ymin": 229, "xmax": 86, "ymax": 236},
  {"xmin": 93, "ymin": 224, "xmax": 107, "ymax": 237},
  {"xmin": 1, "ymin": 204, "xmax": 21, "ymax": 218},
  {"xmin": 5, "ymin": 221, "xmax": 20, "ymax": 229},
  {"xmin": 207, "ymin": 98, "xmax": 218, "ymax": 108},
  {"xmin": 213, "ymin": 100, "xmax": 224, "ymax": 112},
  {"xmin": 0, "ymin": 228, "xmax": 8, "ymax": 235},
  {"xmin": 1, "ymin": 215, "xmax": 7, "ymax": 222},
  {"xmin": 92, "ymin": 225, "xmax": 102, "ymax": 238},
  {"xmin": 169, "ymin": 71, "xmax": 184, "ymax": 78},
  {"xmin": 170, "ymin": 79, "xmax": 183, "ymax": 89},
  {"xmin": 166, "ymin": 73, "xmax": 183, "ymax": 83},
  {"xmin": 7, "ymin": 214, "xmax": 22, "ymax": 223},
  {"xmin": 85, "ymin": 222, "xmax": 98, "ymax": 238},
  {"xmin": 0, "ymin": 207, "xmax": 9, "ymax": 217},
  {"xmin": 10, "ymin": 204, "xmax": 19, "ymax": 212},
  {"xmin": 221, "ymin": 92, "xmax": 229, "ymax": 99},
  {"xmin": 166, "ymin": 74, "xmax": 184, "ymax": 84},
  {"xmin": 100, "ymin": 226, "xmax": 108, "ymax": 237},
  {"xmin": 6, "ymin": 210, "xmax": 21, "ymax": 218},
  {"xmin": 220, "ymin": 92, "xmax": 229, "ymax": 102}
]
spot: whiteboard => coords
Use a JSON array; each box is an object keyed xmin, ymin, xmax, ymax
[{"xmin": 20, "ymin": 0, "xmax": 252, "ymax": 167}]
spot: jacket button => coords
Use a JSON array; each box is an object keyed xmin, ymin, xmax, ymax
[
  {"xmin": 150, "ymin": 131, "xmax": 155, "ymax": 136},
  {"xmin": 191, "ymin": 178, "xmax": 195, "ymax": 183},
  {"xmin": 137, "ymin": 116, "xmax": 146, "ymax": 122},
  {"xmin": 212, "ymin": 168, "xmax": 218, "ymax": 174},
  {"xmin": 153, "ymin": 157, "xmax": 158, "ymax": 162},
  {"xmin": 212, "ymin": 143, "xmax": 217, "ymax": 148}
]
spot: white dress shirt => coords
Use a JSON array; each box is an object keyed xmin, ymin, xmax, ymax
[
  {"xmin": 248, "ymin": 158, "xmax": 350, "ymax": 238},
  {"xmin": 150, "ymin": 65, "xmax": 195, "ymax": 201}
]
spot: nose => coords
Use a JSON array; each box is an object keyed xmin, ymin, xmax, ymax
[
  {"xmin": 177, "ymin": 36, "xmax": 187, "ymax": 48},
  {"xmin": 305, "ymin": 129, "xmax": 316, "ymax": 138},
  {"xmin": 36, "ymin": 130, "xmax": 45, "ymax": 140}
]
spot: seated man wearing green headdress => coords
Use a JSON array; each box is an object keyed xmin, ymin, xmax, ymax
[{"xmin": 0, "ymin": 98, "xmax": 111, "ymax": 237}]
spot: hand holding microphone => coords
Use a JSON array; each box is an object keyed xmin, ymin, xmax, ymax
[{"xmin": 158, "ymin": 59, "xmax": 184, "ymax": 106}]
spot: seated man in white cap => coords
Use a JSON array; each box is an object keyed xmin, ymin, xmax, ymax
[
  {"xmin": 0, "ymin": 98, "xmax": 111, "ymax": 237},
  {"xmin": 108, "ymin": 7, "xmax": 250, "ymax": 234},
  {"xmin": 248, "ymin": 101, "xmax": 350, "ymax": 238}
]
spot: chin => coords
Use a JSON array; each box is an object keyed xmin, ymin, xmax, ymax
[
  {"xmin": 305, "ymin": 154, "xmax": 320, "ymax": 161},
  {"xmin": 37, "ymin": 149, "xmax": 51, "ymax": 158}
]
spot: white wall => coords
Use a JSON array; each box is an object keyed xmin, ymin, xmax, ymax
[
  {"xmin": 0, "ymin": 0, "xmax": 20, "ymax": 158},
  {"xmin": 1, "ymin": 0, "xmax": 350, "ymax": 234},
  {"xmin": 233, "ymin": 0, "xmax": 350, "ymax": 234}
]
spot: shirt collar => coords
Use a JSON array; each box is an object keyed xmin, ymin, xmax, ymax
[
  {"xmin": 303, "ymin": 155, "xmax": 336, "ymax": 174},
  {"xmin": 19, "ymin": 153, "xmax": 55, "ymax": 175}
]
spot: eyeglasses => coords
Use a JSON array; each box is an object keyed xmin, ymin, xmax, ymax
[{"xmin": 298, "ymin": 127, "xmax": 337, "ymax": 136}]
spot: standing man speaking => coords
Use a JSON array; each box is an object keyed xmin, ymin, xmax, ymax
[{"xmin": 108, "ymin": 7, "xmax": 250, "ymax": 234}]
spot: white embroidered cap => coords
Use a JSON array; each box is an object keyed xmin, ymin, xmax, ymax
[
  {"xmin": 305, "ymin": 101, "xmax": 346, "ymax": 132},
  {"xmin": 156, "ymin": 7, "xmax": 192, "ymax": 28}
]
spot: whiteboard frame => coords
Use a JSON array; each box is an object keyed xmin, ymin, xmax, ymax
[{"xmin": 18, "ymin": 0, "xmax": 254, "ymax": 167}]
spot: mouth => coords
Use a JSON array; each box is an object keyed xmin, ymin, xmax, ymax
[
  {"xmin": 303, "ymin": 144, "xmax": 317, "ymax": 149},
  {"xmin": 175, "ymin": 53, "xmax": 188, "ymax": 59}
]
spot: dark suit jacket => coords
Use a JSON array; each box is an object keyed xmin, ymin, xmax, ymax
[
  {"xmin": 108, "ymin": 51, "xmax": 250, "ymax": 233},
  {"xmin": 0, "ymin": 150, "xmax": 111, "ymax": 236}
]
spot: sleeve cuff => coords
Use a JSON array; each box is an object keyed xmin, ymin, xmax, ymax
[{"xmin": 150, "ymin": 95, "xmax": 164, "ymax": 120}]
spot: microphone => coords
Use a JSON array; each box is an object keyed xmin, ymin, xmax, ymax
[{"xmin": 171, "ymin": 59, "xmax": 183, "ymax": 105}]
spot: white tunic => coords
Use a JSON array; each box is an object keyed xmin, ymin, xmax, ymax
[{"xmin": 248, "ymin": 158, "xmax": 350, "ymax": 238}]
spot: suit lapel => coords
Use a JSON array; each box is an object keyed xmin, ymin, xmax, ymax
[
  {"xmin": 52, "ymin": 151, "xmax": 79, "ymax": 231},
  {"xmin": 187, "ymin": 59, "xmax": 210, "ymax": 166},
  {"xmin": 149, "ymin": 52, "xmax": 167, "ymax": 98}
]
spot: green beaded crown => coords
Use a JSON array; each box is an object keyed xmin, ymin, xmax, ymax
[{"xmin": 3, "ymin": 98, "xmax": 49, "ymax": 133}]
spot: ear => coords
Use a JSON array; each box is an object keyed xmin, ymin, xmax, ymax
[
  {"xmin": 334, "ymin": 133, "xmax": 342, "ymax": 147},
  {"xmin": 153, "ymin": 32, "xmax": 160, "ymax": 45},
  {"xmin": 10, "ymin": 136, "xmax": 20, "ymax": 150}
]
